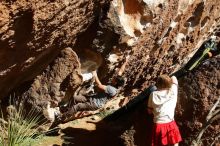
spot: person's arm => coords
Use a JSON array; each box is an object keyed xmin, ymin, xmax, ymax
[
  {"xmin": 171, "ymin": 76, "xmax": 178, "ymax": 85},
  {"xmin": 118, "ymin": 55, "xmax": 130, "ymax": 76},
  {"xmin": 74, "ymin": 86, "xmax": 82, "ymax": 96},
  {"xmin": 92, "ymin": 71, "xmax": 106, "ymax": 91}
]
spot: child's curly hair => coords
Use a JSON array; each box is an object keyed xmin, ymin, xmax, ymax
[{"xmin": 155, "ymin": 74, "xmax": 172, "ymax": 90}]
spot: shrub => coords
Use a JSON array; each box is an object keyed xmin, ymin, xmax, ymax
[{"xmin": 0, "ymin": 101, "xmax": 46, "ymax": 146}]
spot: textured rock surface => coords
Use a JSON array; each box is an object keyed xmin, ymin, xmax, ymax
[
  {"xmin": 117, "ymin": 0, "xmax": 220, "ymax": 90},
  {"xmin": 177, "ymin": 56, "xmax": 220, "ymax": 145},
  {"xmin": 0, "ymin": 0, "xmax": 105, "ymax": 98},
  {"xmin": 0, "ymin": 0, "xmax": 220, "ymax": 146},
  {"xmin": 22, "ymin": 48, "xmax": 82, "ymax": 111}
]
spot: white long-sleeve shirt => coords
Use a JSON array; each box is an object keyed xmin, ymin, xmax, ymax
[{"xmin": 148, "ymin": 80, "xmax": 178, "ymax": 123}]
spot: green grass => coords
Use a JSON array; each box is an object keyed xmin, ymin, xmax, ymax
[
  {"xmin": 97, "ymin": 109, "xmax": 115, "ymax": 119},
  {"xmin": 0, "ymin": 101, "xmax": 46, "ymax": 146}
]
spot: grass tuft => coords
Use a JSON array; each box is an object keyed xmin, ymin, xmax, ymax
[{"xmin": 0, "ymin": 100, "xmax": 46, "ymax": 146}]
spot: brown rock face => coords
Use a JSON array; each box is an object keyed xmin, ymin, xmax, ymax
[
  {"xmin": 0, "ymin": 0, "xmax": 220, "ymax": 146},
  {"xmin": 0, "ymin": 0, "xmax": 104, "ymax": 99},
  {"xmin": 22, "ymin": 48, "xmax": 82, "ymax": 111},
  {"xmin": 177, "ymin": 57, "xmax": 220, "ymax": 145},
  {"xmin": 119, "ymin": 0, "xmax": 220, "ymax": 90}
]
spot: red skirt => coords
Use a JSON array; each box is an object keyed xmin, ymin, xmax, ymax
[{"xmin": 151, "ymin": 121, "xmax": 182, "ymax": 146}]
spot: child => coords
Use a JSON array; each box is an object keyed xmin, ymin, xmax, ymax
[{"xmin": 148, "ymin": 74, "xmax": 182, "ymax": 146}]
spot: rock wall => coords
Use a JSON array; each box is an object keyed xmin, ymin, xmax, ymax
[
  {"xmin": 112, "ymin": 0, "xmax": 220, "ymax": 90},
  {"xmin": 177, "ymin": 56, "xmax": 220, "ymax": 145},
  {"xmin": 0, "ymin": 0, "xmax": 106, "ymax": 99},
  {"xmin": 22, "ymin": 48, "xmax": 82, "ymax": 111},
  {"xmin": 0, "ymin": 0, "xmax": 220, "ymax": 146}
]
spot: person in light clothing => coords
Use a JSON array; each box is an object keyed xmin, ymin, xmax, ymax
[
  {"xmin": 59, "ymin": 56, "xmax": 130, "ymax": 122},
  {"xmin": 148, "ymin": 74, "xmax": 182, "ymax": 146}
]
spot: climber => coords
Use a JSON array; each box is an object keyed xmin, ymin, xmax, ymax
[
  {"xmin": 147, "ymin": 75, "xmax": 182, "ymax": 146},
  {"xmin": 58, "ymin": 55, "xmax": 130, "ymax": 123}
]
